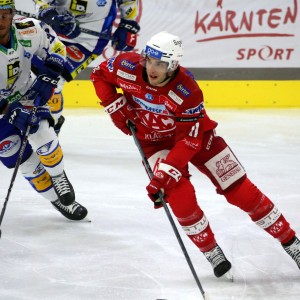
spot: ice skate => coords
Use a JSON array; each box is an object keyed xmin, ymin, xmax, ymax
[
  {"xmin": 283, "ymin": 236, "xmax": 300, "ymax": 269},
  {"xmin": 204, "ymin": 244, "xmax": 233, "ymax": 280},
  {"xmin": 51, "ymin": 199, "xmax": 89, "ymax": 221},
  {"xmin": 51, "ymin": 171, "xmax": 75, "ymax": 206}
]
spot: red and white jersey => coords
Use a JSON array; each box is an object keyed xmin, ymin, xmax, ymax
[{"xmin": 91, "ymin": 52, "xmax": 217, "ymax": 167}]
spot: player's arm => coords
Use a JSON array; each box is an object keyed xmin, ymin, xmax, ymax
[
  {"xmin": 166, "ymin": 101, "xmax": 206, "ymax": 170},
  {"xmin": 91, "ymin": 56, "xmax": 139, "ymax": 135},
  {"xmin": 146, "ymin": 92, "xmax": 206, "ymax": 198},
  {"xmin": 34, "ymin": 0, "xmax": 80, "ymax": 39},
  {"xmin": 30, "ymin": 21, "xmax": 66, "ymax": 106},
  {"xmin": 113, "ymin": 0, "xmax": 140, "ymax": 51}
]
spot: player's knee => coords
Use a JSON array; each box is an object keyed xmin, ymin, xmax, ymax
[
  {"xmin": 224, "ymin": 177, "xmax": 264, "ymax": 213},
  {"xmin": 167, "ymin": 177, "xmax": 197, "ymax": 218}
]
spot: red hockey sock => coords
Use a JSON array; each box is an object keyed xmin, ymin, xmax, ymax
[
  {"xmin": 177, "ymin": 206, "xmax": 216, "ymax": 252},
  {"xmin": 225, "ymin": 178, "xmax": 295, "ymax": 244}
]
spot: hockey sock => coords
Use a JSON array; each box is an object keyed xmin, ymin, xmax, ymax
[{"xmin": 225, "ymin": 178, "xmax": 295, "ymax": 243}]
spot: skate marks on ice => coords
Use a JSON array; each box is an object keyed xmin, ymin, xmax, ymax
[{"xmin": 0, "ymin": 109, "xmax": 299, "ymax": 299}]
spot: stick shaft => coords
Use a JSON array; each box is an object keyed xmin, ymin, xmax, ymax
[{"xmin": 128, "ymin": 122, "xmax": 206, "ymax": 298}]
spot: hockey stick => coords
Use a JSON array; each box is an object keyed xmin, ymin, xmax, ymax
[
  {"xmin": 0, "ymin": 98, "xmax": 40, "ymax": 239},
  {"xmin": 15, "ymin": 10, "xmax": 116, "ymax": 41},
  {"xmin": 128, "ymin": 121, "xmax": 209, "ymax": 300}
]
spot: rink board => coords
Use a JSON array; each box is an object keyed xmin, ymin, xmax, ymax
[{"xmin": 62, "ymin": 80, "xmax": 300, "ymax": 108}]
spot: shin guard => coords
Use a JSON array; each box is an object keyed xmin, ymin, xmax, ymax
[
  {"xmin": 21, "ymin": 152, "xmax": 58, "ymax": 201},
  {"xmin": 225, "ymin": 178, "xmax": 295, "ymax": 244},
  {"xmin": 178, "ymin": 206, "xmax": 216, "ymax": 252}
]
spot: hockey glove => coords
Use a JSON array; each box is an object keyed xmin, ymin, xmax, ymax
[
  {"xmin": 104, "ymin": 95, "xmax": 139, "ymax": 135},
  {"xmin": 146, "ymin": 160, "xmax": 182, "ymax": 208},
  {"xmin": 52, "ymin": 22, "xmax": 81, "ymax": 39},
  {"xmin": 4, "ymin": 102, "xmax": 41, "ymax": 134},
  {"xmin": 112, "ymin": 19, "xmax": 140, "ymax": 51},
  {"xmin": 30, "ymin": 55, "xmax": 64, "ymax": 106},
  {"xmin": 39, "ymin": 8, "xmax": 80, "ymax": 39}
]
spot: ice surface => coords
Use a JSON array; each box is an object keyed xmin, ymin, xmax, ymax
[{"xmin": 0, "ymin": 108, "xmax": 299, "ymax": 300}]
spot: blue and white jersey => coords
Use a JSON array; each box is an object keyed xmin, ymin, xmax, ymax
[
  {"xmin": 33, "ymin": 0, "xmax": 139, "ymax": 54},
  {"xmin": 0, "ymin": 17, "xmax": 66, "ymax": 105}
]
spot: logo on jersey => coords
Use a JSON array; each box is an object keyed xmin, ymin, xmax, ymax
[
  {"xmin": 96, "ymin": 0, "xmax": 107, "ymax": 7},
  {"xmin": 146, "ymin": 85, "xmax": 157, "ymax": 92},
  {"xmin": 0, "ymin": 135, "xmax": 21, "ymax": 158},
  {"xmin": 69, "ymin": 0, "xmax": 88, "ymax": 15},
  {"xmin": 136, "ymin": 104, "xmax": 175, "ymax": 133},
  {"xmin": 6, "ymin": 61, "xmax": 20, "ymax": 89},
  {"xmin": 15, "ymin": 21, "xmax": 34, "ymax": 30},
  {"xmin": 23, "ymin": 50, "xmax": 31, "ymax": 59},
  {"xmin": 67, "ymin": 45, "xmax": 85, "ymax": 63},
  {"xmin": 145, "ymin": 46, "xmax": 162, "ymax": 60},
  {"xmin": 160, "ymin": 95, "xmax": 177, "ymax": 111},
  {"xmin": 145, "ymin": 93, "xmax": 154, "ymax": 101},
  {"xmin": 19, "ymin": 40, "xmax": 32, "ymax": 47},
  {"xmin": 183, "ymin": 103, "xmax": 204, "ymax": 115},
  {"xmin": 132, "ymin": 96, "xmax": 170, "ymax": 115},
  {"xmin": 18, "ymin": 28, "xmax": 38, "ymax": 36},
  {"xmin": 53, "ymin": 42, "xmax": 66, "ymax": 56},
  {"xmin": 120, "ymin": 59, "xmax": 136, "ymax": 70},
  {"xmin": 168, "ymin": 90, "xmax": 183, "ymax": 105},
  {"xmin": 107, "ymin": 56, "xmax": 116, "ymax": 72},
  {"xmin": 117, "ymin": 69, "xmax": 136, "ymax": 81},
  {"xmin": 6, "ymin": 91, "xmax": 23, "ymax": 104},
  {"xmin": 176, "ymin": 84, "xmax": 191, "ymax": 97},
  {"xmin": 117, "ymin": 79, "xmax": 141, "ymax": 93}
]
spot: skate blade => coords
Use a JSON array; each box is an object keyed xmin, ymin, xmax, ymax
[
  {"xmin": 81, "ymin": 214, "xmax": 91, "ymax": 222},
  {"xmin": 222, "ymin": 270, "xmax": 234, "ymax": 282},
  {"xmin": 203, "ymin": 291, "xmax": 210, "ymax": 300}
]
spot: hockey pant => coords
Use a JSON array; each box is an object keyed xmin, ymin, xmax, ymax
[
  {"xmin": 146, "ymin": 130, "xmax": 295, "ymax": 253},
  {"xmin": 0, "ymin": 117, "xmax": 64, "ymax": 202}
]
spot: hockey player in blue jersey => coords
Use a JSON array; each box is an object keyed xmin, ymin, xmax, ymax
[
  {"xmin": 31, "ymin": 0, "xmax": 140, "ymax": 133},
  {"xmin": 0, "ymin": 0, "xmax": 88, "ymax": 221}
]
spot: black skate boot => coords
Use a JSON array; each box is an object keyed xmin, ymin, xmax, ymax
[
  {"xmin": 283, "ymin": 236, "xmax": 300, "ymax": 269},
  {"xmin": 54, "ymin": 115, "xmax": 65, "ymax": 135},
  {"xmin": 204, "ymin": 244, "xmax": 232, "ymax": 279},
  {"xmin": 51, "ymin": 171, "xmax": 75, "ymax": 206},
  {"xmin": 51, "ymin": 199, "xmax": 89, "ymax": 221}
]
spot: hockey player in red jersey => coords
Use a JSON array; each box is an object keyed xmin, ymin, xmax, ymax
[{"xmin": 91, "ymin": 31, "xmax": 300, "ymax": 278}]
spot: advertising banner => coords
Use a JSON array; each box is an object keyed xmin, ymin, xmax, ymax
[{"xmin": 99, "ymin": 0, "xmax": 299, "ymax": 68}]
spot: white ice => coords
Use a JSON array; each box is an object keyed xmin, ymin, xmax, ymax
[{"xmin": 0, "ymin": 108, "xmax": 299, "ymax": 300}]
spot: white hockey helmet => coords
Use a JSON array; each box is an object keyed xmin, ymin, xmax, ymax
[
  {"xmin": 0, "ymin": 0, "xmax": 15, "ymax": 10},
  {"xmin": 142, "ymin": 31, "xmax": 184, "ymax": 72}
]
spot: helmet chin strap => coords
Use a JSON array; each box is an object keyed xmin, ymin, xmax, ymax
[
  {"xmin": 157, "ymin": 67, "xmax": 179, "ymax": 85},
  {"xmin": 158, "ymin": 72, "xmax": 173, "ymax": 85}
]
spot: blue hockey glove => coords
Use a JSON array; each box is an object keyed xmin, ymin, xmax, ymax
[
  {"xmin": 39, "ymin": 7, "xmax": 80, "ymax": 39},
  {"xmin": 52, "ymin": 22, "xmax": 81, "ymax": 39},
  {"xmin": 4, "ymin": 102, "xmax": 41, "ymax": 134},
  {"xmin": 39, "ymin": 7, "xmax": 73, "ymax": 25},
  {"xmin": 30, "ymin": 55, "xmax": 64, "ymax": 106},
  {"xmin": 112, "ymin": 19, "xmax": 140, "ymax": 51}
]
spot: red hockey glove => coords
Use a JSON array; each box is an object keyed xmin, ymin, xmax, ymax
[
  {"xmin": 146, "ymin": 160, "xmax": 182, "ymax": 209},
  {"xmin": 104, "ymin": 95, "xmax": 139, "ymax": 135}
]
